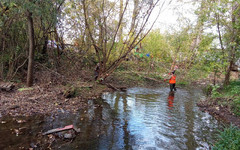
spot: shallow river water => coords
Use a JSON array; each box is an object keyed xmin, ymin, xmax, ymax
[{"xmin": 0, "ymin": 87, "xmax": 223, "ymax": 150}]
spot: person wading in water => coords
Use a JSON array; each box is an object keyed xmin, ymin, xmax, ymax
[{"xmin": 165, "ymin": 71, "xmax": 177, "ymax": 92}]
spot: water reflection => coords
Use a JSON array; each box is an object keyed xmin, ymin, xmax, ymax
[
  {"xmin": 167, "ymin": 91, "xmax": 175, "ymax": 109},
  {"xmin": 0, "ymin": 87, "xmax": 223, "ymax": 150},
  {"xmin": 102, "ymin": 87, "xmax": 222, "ymax": 150}
]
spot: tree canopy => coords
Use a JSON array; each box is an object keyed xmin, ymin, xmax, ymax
[{"xmin": 0, "ymin": 0, "xmax": 239, "ymax": 86}]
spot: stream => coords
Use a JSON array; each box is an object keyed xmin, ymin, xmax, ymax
[{"xmin": 0, "ymin": 87, "xmax": 223, "ymax": 150}]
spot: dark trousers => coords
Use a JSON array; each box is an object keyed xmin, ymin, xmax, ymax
[
  {"xmin": 94, "ymin": 71, "xmax": 99, "ymax": 80},
  {"xmin": 170, "ymin": 84, "xmax": 176, "ymax": 91}
]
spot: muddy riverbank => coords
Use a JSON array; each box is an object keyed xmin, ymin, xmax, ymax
[
  {"xmin": 0, "ymin": 70, "xmax": 162, "ymax": 117},
  {"xmin": 0, "ymin": 84, "xmax": 107, "ymax": 117},
  {"xmin": 197, "ymin": 98, "xmax": 240, "ymax": 128}
]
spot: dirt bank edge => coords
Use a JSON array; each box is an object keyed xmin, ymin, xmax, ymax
[{"xmin": 197, "ymin": 98, "xmax": 240, "ymax": 128}]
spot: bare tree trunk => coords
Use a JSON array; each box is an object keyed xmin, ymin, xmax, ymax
[
  {"xmin": 0, "ymin": 36, "xmax": 5, "ymax": 80},
  {"xmin": 42, "ymin": 35, "xmax": 48, "ymax": 55},
  {"xmin": 213, "ymin": 68, "xmax": 217, "ymax": 85},
  {"xmin": 54, "ymin": 27, "xmax": 61, "ymax": 69},
  {"xmin": 224, "ymin": 1, "xmax": 238, "ymax": 86},
  {"xmin": 41, "ymin": 20, "xmax": 48, "ymax": 56},
  {"xmin": 216, "ymin": 13, "xmax": 225, "ymax": 55},
  {"xmin": 130, "ymin": 0, "xmax": 139, "ymax": 32},
  {"xmin": 27, "ymin": 10, "xmax": 35, "ymax": 87}
]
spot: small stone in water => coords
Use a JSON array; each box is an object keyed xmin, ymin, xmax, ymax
[
  {"xmin": 1, "ymin": 121, "xmax": 6, "ymax": 124},
  {"xmin": 64, "ymin": 133, "xmax": 75, "ymax": 139},
  {"xmin": 16, "ymin": 120, "xmax": 26, "ymax": 123}
]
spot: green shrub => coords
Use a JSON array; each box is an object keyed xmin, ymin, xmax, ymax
[
  {"xmin": 223, "ymin": 80, "xmax": 240, "ymax": 116},
  {"xmin": 232, "ymin": 97, "xmax": 240, "ymax": 116},
  {"xmin": 203, "ymin": 84, "xmax": 213, "ymax": 96},
  {"xmin": 211, "ymin": 85, "xmax": 221, "ymax": 98},
  {"xmin": 223, "ymin": 80, "xmax": 240, "ymax": 96}
]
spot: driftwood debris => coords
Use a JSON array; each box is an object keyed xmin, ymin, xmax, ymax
[
  {"xmin": 42, "ymin": 125, "xmax": 80, "ymax": 135},
  {"xmin": 0, "ymin": 82, "xmax": 15, "ymax": 91},
  {"xmin": 106, "ymin": 83, "xmax": 127, "ymax": 91},
  {"xmin": 77, "ymin": 82, "xmax": 93, "ymax": 88}
]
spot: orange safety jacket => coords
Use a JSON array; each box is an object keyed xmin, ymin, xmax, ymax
[{"xmin": 169, "ymin": 75, "xmax": 176, "ymax": 84}]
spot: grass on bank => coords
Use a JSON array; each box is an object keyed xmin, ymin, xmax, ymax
[{"xmin": 212, "ymin": 126, "xmax": 240, "ymax": 150}]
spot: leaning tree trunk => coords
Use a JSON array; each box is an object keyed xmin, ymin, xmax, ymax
[
  {"xmin": 119, "ymin": 0, "xmax": 123, "ymax": 42},
  {"xmin": 27, "ymin": 10, "xmax": 35, "ymax": 87},
  {"xmin": 224, "ymin": 59, "xmax": 234, "ymax": 86}
]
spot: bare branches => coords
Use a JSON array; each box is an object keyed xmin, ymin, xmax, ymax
[
  {"xmin": 107, "ymin": 0, "xmax": 129, "ymax": 61},
  {"xmin": 10, "ymin": 58, "xmax": 28, "ymax": 80},
  {"xmin": 69, "ymin": 0, "xmax": 171, "ymax": 80}
]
